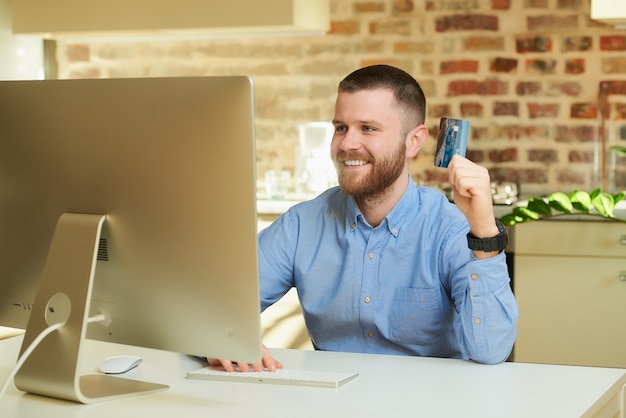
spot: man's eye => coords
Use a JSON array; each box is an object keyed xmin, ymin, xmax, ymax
[
  {"xmin": 335, "ymin": 126, "xmax": 347, "ymax": 133},
  {"xmin": 363, "ymin": 126, "xmax": 374, "ymax": 132}
]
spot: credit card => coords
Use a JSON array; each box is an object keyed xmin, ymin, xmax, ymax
[{"xmin": 434, "ymin": 117, "xmax": 470, "ymax": 168}]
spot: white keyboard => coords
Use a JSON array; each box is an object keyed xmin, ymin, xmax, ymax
[{"xmin": 187, "ymin": 366, "xmax": 358, "ymax": 388}]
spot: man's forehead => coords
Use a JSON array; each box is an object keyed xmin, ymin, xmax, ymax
[{"xmin": 334, "ymin": 89, "xmax": 398, "ymax": 121}]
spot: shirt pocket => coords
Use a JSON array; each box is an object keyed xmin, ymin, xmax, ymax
[{"xmin": 389, "ymin": 287, "xmax": 442, "ymax": 345}]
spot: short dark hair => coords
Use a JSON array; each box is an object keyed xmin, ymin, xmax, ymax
[{"xmin": 337, "ymin": 65, "xmax": 426, "ymax": 132}]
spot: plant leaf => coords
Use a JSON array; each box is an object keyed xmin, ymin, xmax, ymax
[
  {"xmin": 610, "ymin": 145, "xmax": 626, "ymax": 156},
  {"xmin": 499, "ymin": 213, "xmax": 524, "ymax": 226},
  {"xmin": 591, "ymin": 192, "xmax": 614, "ymax": 217},
  {"xmin": 569, "ymin": 190, "xmax": 592, "ymax": 212},
  {"xmin": 548, "ymin": 192, "xmax": 573, "ymax": 213},
  {"xmin": 527, "ymin": 197, "xmax": 552, "ymax": 215},
  {"xmin": 497, "ymin": 188, "xmax": 626, "ymax": 226},
  {"xmin": 590, "ymin": 188, "xmax": 602, "ymax": 200},
  {"xmin": 512, "ymin": 206, "xmax": 540, "ymax": 220}
]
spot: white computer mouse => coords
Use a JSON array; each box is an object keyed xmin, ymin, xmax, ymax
[{"xmin": 99, "ymin": 355, "xmax": 143, "ymax": 374}]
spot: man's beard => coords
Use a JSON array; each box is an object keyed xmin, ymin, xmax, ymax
[{"xmin": 335, "ymin": 141, "xmax": 406, "ymax": 200}]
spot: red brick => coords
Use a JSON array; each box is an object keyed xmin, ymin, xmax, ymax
[
  {"xmin": 488, "ymin": 148, "xmax": 518, "ymax": 162},
  {"xmin": 440, "ymin": 60, "xmax": 479, "ymax": 74},
  {"xmin": 528, "ymin": 149, "xmax": 558, "ymax": 162},
  {"xmin": 394, "ymin": 41, "xmax": 433, "ymax": 54},
  {"xmin": 489, "ymin": 167, "xmax": 548, "ymax": 183},
  {"xmin": 526, "ymin": 59, "xmax": 557, "ymax": 74},
  {"xmin": 557, "ymin": 169, "xmax": 586, "ymax": 184},
  {"xmin": 516, "ymin": 81, "xmax": 542, "ymax": 95},
  {"xmin": 557, "ymin": 0, "xmax": 582, "ymax": 9},
  {"xmin": 421, "ymin": 169, "xmax": 450, "ymax": 183},
  {"xmin": 480, "ymin": 79, "xmax": 508, "ymax": 95},
  {"xmin": 427, "ymin": 0, "xmax": 481, "ymax": 11},
  {"xmin": 570, "ymin": 103, "xmax": 597, "ymax": 119},
  {"xmin": 555, "ymin": 125, "xmax": 597, "ymax": 142},
  {"xmin": 447, "ymin": 80, "xmax": 479, "ymax": 96},
  {"xmin": 493, "ymin": 102, "xmax": 519, "ymax": 116},
  {"xmin": 394, "ymin": 0, "xmax": 414, "ymax": 13},
  {"xmin": 569, "ymin": 150, "xmax": 595, "ymax": 163},
  {"xmin": 491, "ymin": 0, "xmax": 511, "ymax": 10},
  {"xmin": 602, "ymin": 58, "xmax": 626, "ymax": 74},
  {"xmin": 464, "ymin": 36, "xmax": 505, "ymax": 51},
  {"xmin": 615, "ymin": 103, "xmax": 626, "ymax": 119},
  {"xmin": 467, "ymin": 149, "xmax": 486, "ymax": 163},
  {"xmin": 490, "ymin": 57, "xmax": 517, "ymax": 73},
  {"xmin": 471, "ymin": 126, "xmax": 489, "ymax": 140},
  {"xmin": 516, "ymin": 36, "xmax": 552, "ymax": 53},
  {"xmin": 550, "ymin": 81, "xmax": 583, "ymax": 97},
  {"xmin": 329, "ymin": 21, "xmax": 361, "ymax": 34},
  {"xmin": 527, "ymin": 103, "xmax": 560, "ymax": 118},
  {"xmin": 435, "ymin": 14, "xmax": 499, "ymax": 32},
  {"xmin": 600, "ymin": 36, "xmax": 626, "ymax": 51},
  {"xmin": 525, "ymin": 0, "xmax": 548, "ymax": 7},
  {"xmin": 527, "ymin": 15, "xmax": 579, "ymax": 31},
  {"xmin": 561, "ymin": 36, "xmax": 592, "ymax": 52},
  {"xmin": 565, "ymin": 58, "xmax": 585, "ymax": 74},
  {"xmin": 460, "ymin": 102, "xmax": 484, "ymax": 117},
  {"xmin": 369, "ymin": 20, "xmax": 411, "ymax": 35},
  {"xmin": 486, "ymin": 125, "xmax": 551, "ymax": 140},
  {"xmin": 428, "ymin": 104, "xmax": 452, "ymax": 118},
  {"xmin": 599, "ymin": 80, "xmax": 626, "ymax": 95},
  {"xmin": 354, "ymin": 2, "xmax": 386, "ymax": 13},
  {"xmin": 447, "ymin": 79, "xmax": 508, "ymax": 96}
]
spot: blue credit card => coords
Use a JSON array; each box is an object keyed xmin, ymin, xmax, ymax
[{"xmin": 434, "ymin": 118, "xmax": 469, "ymax": 168}]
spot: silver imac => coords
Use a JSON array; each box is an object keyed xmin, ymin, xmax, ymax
[{"xmin": 0, "ymin": 76, "xmax": 262, "ymax": 403}]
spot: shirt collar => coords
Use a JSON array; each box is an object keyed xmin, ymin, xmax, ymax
[{"xmin": 346, "ymin": 175, "xmax": 418, "ymax": 237}]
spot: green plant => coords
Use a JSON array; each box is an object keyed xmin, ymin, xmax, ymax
[
  {"xmin": 499, "ymin": 189, "xmax": 626, "ymax": 226},
  {"xmin": 610, "ymin": 145, "xmax": 626, "ymax": 156}
]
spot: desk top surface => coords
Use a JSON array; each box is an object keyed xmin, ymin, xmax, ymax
[{"xmin": 1, "ymin": 335, "xmax": 624, "ymax": 418}]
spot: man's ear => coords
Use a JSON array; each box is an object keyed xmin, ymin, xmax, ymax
[{"xmin": 406, "ymin": 124, "xmax": 429, "ymax": 159}]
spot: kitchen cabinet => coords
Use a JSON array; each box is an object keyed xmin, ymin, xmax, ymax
[
  {"xmin": 10, "ymin": 0, "xmax": 329, "ymax": 38},
  {"xmin": 513, "ymin": 220, "xmax": 626, "ymax": 368}
]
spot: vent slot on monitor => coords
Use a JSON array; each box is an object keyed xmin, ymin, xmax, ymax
[{"xmin": 97, "ymin": 238, "xmax": 109, "ymax": 261}]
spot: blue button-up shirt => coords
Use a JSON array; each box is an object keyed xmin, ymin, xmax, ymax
[{"xmin": 258, "ymin": 183, "xmax": 518, "ymax": 364}]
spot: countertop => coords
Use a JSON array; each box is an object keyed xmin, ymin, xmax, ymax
[{"xmin": 258, "ymin": 195, "xmax": 626, "ymax": 221}]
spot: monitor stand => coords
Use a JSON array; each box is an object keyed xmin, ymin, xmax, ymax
[{"xmin": 13, "ymin": 213, "xmax": 168, "ymax": 404}]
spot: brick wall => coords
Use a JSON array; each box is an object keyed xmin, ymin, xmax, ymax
[{"xmin": 56, "ymin": 0, "xmax": 626, "ymax": 196}]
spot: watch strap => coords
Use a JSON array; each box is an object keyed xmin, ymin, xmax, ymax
[{"xmin": 466, "ymin": 220, "xmax": 508, "ymax": 252}]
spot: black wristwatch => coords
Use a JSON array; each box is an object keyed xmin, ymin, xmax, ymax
[{"xmin": 467, "ymin": 220, "xmax": 508, "ymax": 252}]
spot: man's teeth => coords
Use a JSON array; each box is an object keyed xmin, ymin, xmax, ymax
[{"xmin": 344, "ymin": 160, "xmax": 368, "ymax": 166}]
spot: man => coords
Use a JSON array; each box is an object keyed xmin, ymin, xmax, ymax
[{"xmin": 213, "ymin": 64, "xmax": 518, "ymax": 372}]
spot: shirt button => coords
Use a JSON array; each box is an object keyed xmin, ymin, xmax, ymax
[
  {"xmin": 474, "ymin": 318, "xmax": 481, "ymax": 325},
  {"xmin": 351, "ymin": 223, "xmax": 356, "ymax": 229},
  {"xmin": 368, "ymin": 252, "xmax": 375, "ymax": 259},
  {"xmin": 471, "ymin": 273, "xmax": 479, "ymax": 280},
  {"xmin": 364, "ymin": 296, "xmax": 371, "ymax": 303},
  {"xmin": 391, "ymin": 227, "xmax": 398, "ymax": 234},
  {"xmin": 367, "ymin": 331, "xmax": 375, "ymax": 337}
]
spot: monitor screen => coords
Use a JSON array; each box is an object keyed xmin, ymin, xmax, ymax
[{"xmin": 0, "ymin": 76, "xmax": 262, "ymax": 402}]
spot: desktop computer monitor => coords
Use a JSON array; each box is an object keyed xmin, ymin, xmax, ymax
[{"xmin": 0, "ymin": 76, "xmax": 262, "ymax": 403}]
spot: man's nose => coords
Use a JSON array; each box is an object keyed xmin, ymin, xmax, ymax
[{"xmin": 337, "ymin": 129, "xmax": 360, "ymax": 151}]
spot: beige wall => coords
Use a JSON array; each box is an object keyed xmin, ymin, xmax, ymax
[{"xmin": 54, "ymin": 0, "xmax": 626, "ymax": 196}]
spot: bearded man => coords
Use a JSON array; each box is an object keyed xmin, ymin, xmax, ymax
[{"xmin": 212, "ymin": 65, "xmax": 518, "ymax": 372}]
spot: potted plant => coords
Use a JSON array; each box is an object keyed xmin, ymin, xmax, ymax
[{"xmin": 499, "ymin": 188, "xmax": 625, "ymax": 226}]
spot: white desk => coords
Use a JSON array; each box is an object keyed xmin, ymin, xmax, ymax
[{"xmin": 0, "ymin": 335, "xmax": 624, "ymax": 418}]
